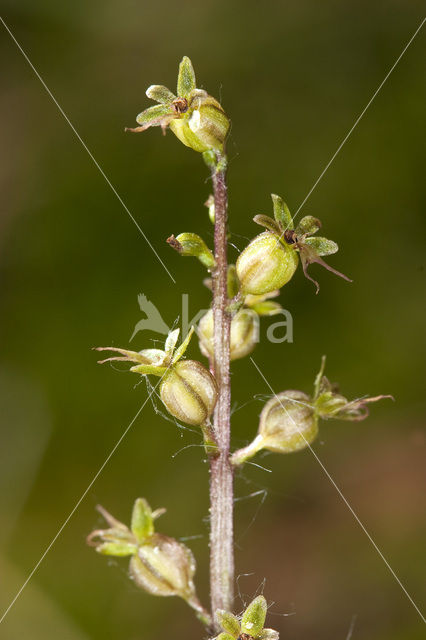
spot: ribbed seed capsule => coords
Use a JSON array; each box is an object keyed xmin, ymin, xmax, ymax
[
  {"xmin": 169, "ymin": 92, "xmax": 230, "ymax": 153},
  {"xmin": 236, "ymin": 232, "xmax": 299, "ymax": 295},
  {"xmin": 259, "ymin": 390, "xmax": 318, "ymax": 453},
  {"xmin": 130, "ymin": 533, "xmax": 197, "ymax": 600},
  {"xmin": 198, "ymin": 308, "xmax": 259, "ymax": 361},
  {"xmin": 160, "ymin": 359, "xmax": 217, "ymax": 426}
]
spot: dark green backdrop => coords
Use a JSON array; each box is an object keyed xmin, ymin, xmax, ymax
[{"xmin": 1, "ymin": 2, "xmax": 425, "ymax": 639}]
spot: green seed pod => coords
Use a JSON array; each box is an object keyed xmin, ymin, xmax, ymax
[
  {"xmin": 258, "ymin": 390, "xmax": 318, "ymax": 453},
  {"xmin": 231, "ymin": 390, "xmax": 318, "ymax": 466},
  {"xmin": 169, "ymin": 91, "xmax": 230, "ymax": 153},
  {"xmin": 130, "ymin": 533, "xmax": 197, "ymax": 601},
  {"xmin": 198, "ymin": 308, "xmax": 259, "ymax": 361},
  {"xmin": 236, "ymin": 232, "xmax": 299, "ymax": 295},
  {"xmin": 160, "ymin": 359, "xmax": 217, "ymax": 426}
]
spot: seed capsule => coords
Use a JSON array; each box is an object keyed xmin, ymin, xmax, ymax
[
  {"xmin": 130, "ymin": 533, "xmax": 197, "ymax": 601},
  {"xmin": 169, "ymin": 91, "xmax": 230, "ymax": 153},
  {"xmin": 258, "ymin": 390, "xmax": 318, "ymax": 453},
  {"xmin": 231, "ymin": 390, "xmax": 318, "ymax": 466},
  {"xmin": 198, "ymin": 308, "xmax": 259, "ymax": 361},
  {"xmin": 160, "ymin": 359, "xmax": 217, "ymax": 426},
  {"xmin": 236, "ymin": 232, "xmax": 299, "ymax": 295}
]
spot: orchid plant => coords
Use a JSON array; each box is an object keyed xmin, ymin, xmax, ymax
[{"xmin": 87, "ymin": 56, "xmax": 389, "ymax": 638}]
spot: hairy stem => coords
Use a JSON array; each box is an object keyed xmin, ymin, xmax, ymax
[{"xmin": 209, "ymin": 153, "xmax": 234, "ymax": 621}]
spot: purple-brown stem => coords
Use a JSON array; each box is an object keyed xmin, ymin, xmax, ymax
[{"xmin": 209, "ymin": 153, "xmax": 234, "ymax": 621}]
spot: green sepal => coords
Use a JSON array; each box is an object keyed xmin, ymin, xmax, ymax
[
  {"xmin": 227, "ymin": 265, "xmax": 240, "ymax": 298},
  {"xmin": 296, "ymin": 215, "xmax": 321, "ymax": 236},
  {"xmin": 168, "ymin": 232, "xmax": 216, "ymax": 270},
  {"xmin": 136, "ymin": 103, "xmax": 175, "ymax": 127},
  {"xmin": 304, "ymin": 236, "xmax": 338, "ymax": 256},
  {"xmin": 96, "ymin": 542, "xmax": 137, "ymax": 557},
  {"xmin": 216, "ymin": 609, "xmax": 241, "ymax": 637},
  {"xmin": 177, "ymin": 56, "xmax": 196, "ymax": 97},
  {"xmin": 241, "ymin": 595, "xmax": 267, "ymax": 637},
  {"xmin": 216, "ymin": 634, "xmax": 236, "ymax": 640},
  {"xmin": 172, "ymin": 326, "xmax": 195, "ymax": 364},
  {"xmin": 130, "ymin": 364, "xmax": 168, "ymax": 376},
  {"xmin": 131, "ymin": 498, "xmax": 154, "ymax": 542},
  {"xmin": 271, "ymin": 194, "xmax": 293, "ymax": 230},
  {"xmin": 250, "ymin": 300, "xmax": 282, "ymax": 316},
  {"xmin": 146, "ymin": 84, "xmax": 176, "ymax": 104},
  {"xmin": 253, "ymin": 215, "xmax": 281, "ymax": 234}
]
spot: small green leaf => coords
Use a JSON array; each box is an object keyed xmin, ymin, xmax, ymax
[
  {"xmin": 177, "ymin": 56, "xmax": 196, "ymax": 97},
  {"xmin": 136, "ymin": 103, "xmax": 175, "ymax": 127},
  {"xmin": 96, "ymin": 542, "xmax": 137, "ymax": 557},
  {"xmin": 216, "ymin": 634, "xmax": 236, "ymax": 640},
  {"xmin": 296, "ymin": 215, "xmax": 321, "ymax": 236},
  {"xmin": 304, "ymin": 236, "xmax": 338, "ymax": 256},
  {"xmin": 241, "ymin": 595, "xmax": 267, "ymax": 637},
  {"xmin": 253, "ymin": 215, "xmax": 281, "ymax": 234},
  {"xmin": 131, "ymin": 498, "xmax": 154, "ymax": 542},
  {"xmin": 271, "ymin": 194, "xmax": 293, "ymax": 230},
  {"xmin": 146, "ymin": 84, "xmax": 176, "ymax": 104},
  {"xmin": 216, "ymin": 610, "xmax": 241, "ymax": 637}
]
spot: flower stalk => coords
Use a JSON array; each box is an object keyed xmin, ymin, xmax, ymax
[{"xmin": 208, "ymin": 151, "xmax": 234, "ymax": 619}]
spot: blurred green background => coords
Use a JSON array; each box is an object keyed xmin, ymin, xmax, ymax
[{"xmin": 1, "ymin": 1, "xmax": 425, "ymax": 639}]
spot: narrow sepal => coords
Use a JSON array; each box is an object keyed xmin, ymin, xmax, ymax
[
  {"xmin": 271, "ymin": 194, "xmax": 293, "ymax": 229},
  {"xmin": 130, "ymin": 364, "xmax": 168, "ymax": 376},
  {"xmin": 171, "ymin": 326, "xmax": 195, "ymax": 363},
  {"xmin": 146, "ymin": 84, "xmax": 176, "ymax": 103},
  {"xmin": 216, "ymin": 609, "xmax": 241, "ymax": 637},
  {"xmin": 253, "ymin": 215, "xmax": 281, "ymax": 234},
  {"xmin": 131, "ymin": 498, "xmax": 154, "ymax": 542},
  {"xmin": 241, "ymin": 595, "xmax": 267, "ymax": 637},
  {"xmin": 94, "ymin": 346, "xmax": 153, "ymax": 365},
  {"xmin": 177, "ymin": 56, "xmax": 196, "ymax": 97},
  {"xmin": 96, "ymin": 542, "xmax": 137, "ymax": 556},
  {"xmin": 313, "ymin": 355, "xmax": 327, "ymax": 400}
]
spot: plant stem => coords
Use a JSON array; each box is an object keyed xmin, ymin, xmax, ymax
[{"xmin": 209, "ymin": 153, "xmax": 234, "ymax": 621}]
